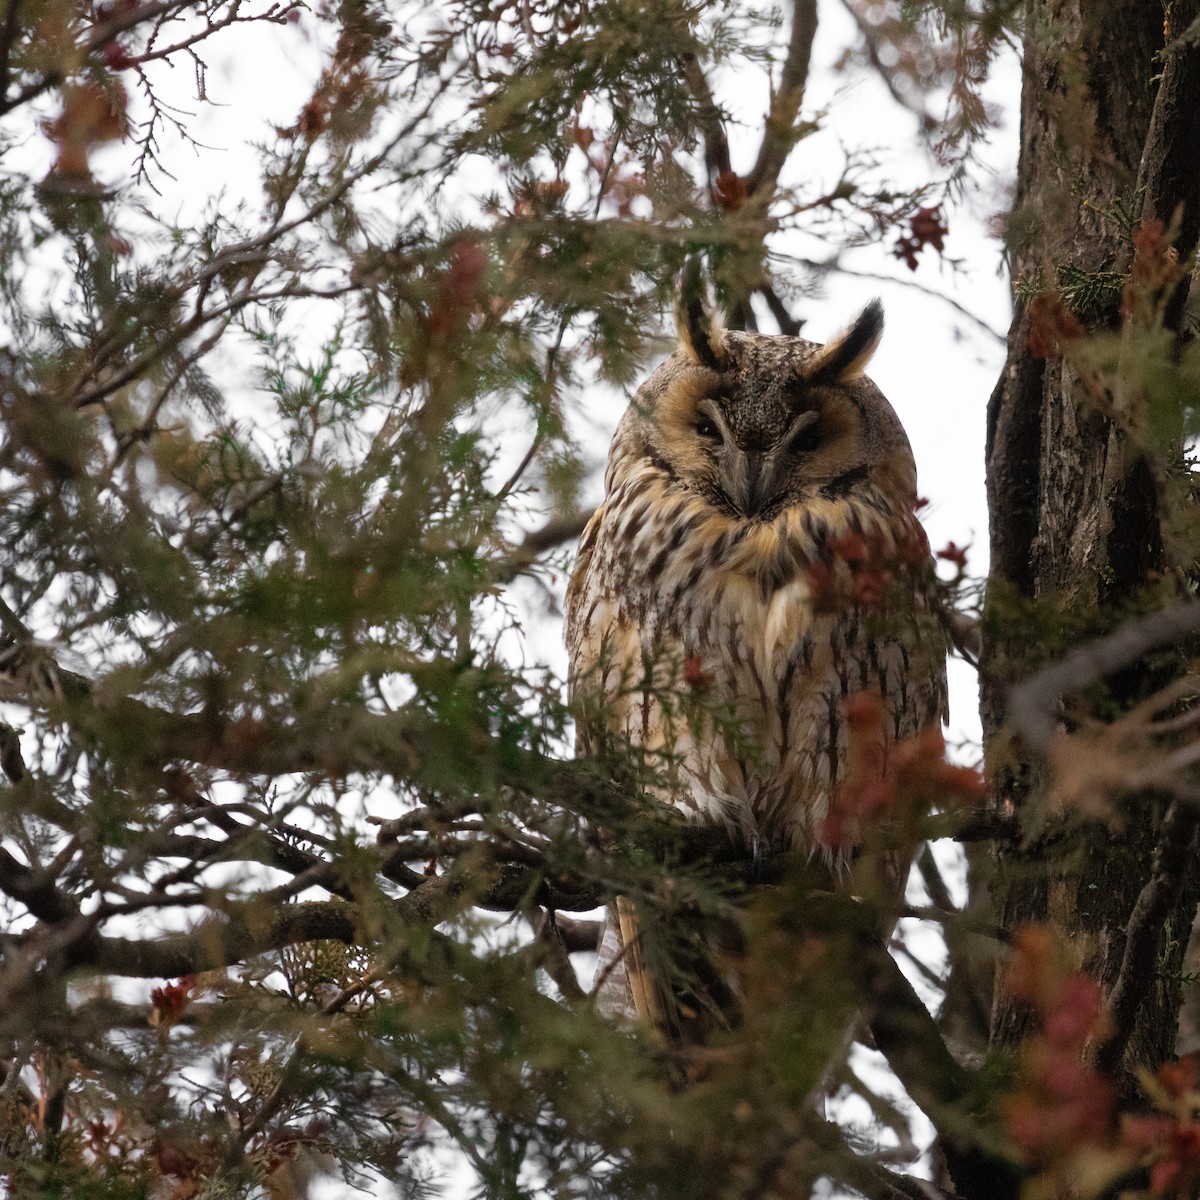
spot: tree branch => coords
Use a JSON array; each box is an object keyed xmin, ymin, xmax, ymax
[
  {"xmin": 0, "ymin": 0, "xmax": 194, "ymax": 117},
  {"xmin": 746, "ymin": 0, "xmax": 819, "ymax": 197},
  {"xmin": 867, "ymin": 944, "xmax": 1022, "ymax": 1200},
  {"xmin": 0, "ymin": 846, "xmax": 84, "ymax": 926},
  {"xmin": 758, "ymin": 284, "xmax": 804, "ymax": 335},
  {"xmin": 0, "ymin": 0, "xmax": 22, "ymax": 107},
  {"xmin": 491, "ymin": 509, "xmax": 595, "ymax": 583},
  {"xmin": 1097, "ymin": 795, "xmax": 1200, "ymax": 1075},
  {"xmin": 678, "ymin": 49, "xmax": 732, "ymax": 196}
]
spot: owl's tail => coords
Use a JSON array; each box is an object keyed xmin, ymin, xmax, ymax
[
  {"xmin": 594, "ymin": 896, "xmax": 744, "ymax": 1047},
  {"xmin": 593, "ymin": 897, "xmax": 671, "ymax": 1034}
]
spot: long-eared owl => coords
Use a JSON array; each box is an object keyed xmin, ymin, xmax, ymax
[{"xmin": 566, "ymin": 293, "xmax": 947, "ymax": 1023}]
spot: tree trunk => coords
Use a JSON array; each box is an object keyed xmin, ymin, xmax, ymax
[{"xmin": 983, "ymin": 0, "xmax": 1200, "ymax": 1099}]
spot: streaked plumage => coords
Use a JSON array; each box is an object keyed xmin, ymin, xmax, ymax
[{"xmin": 567, "ymin": 298, "xmax": 947, "ymax": 1025}]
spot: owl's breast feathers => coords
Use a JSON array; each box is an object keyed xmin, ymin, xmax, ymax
[{"xmin": 566, "ymin": 443, "xmax": 947, "ymax": 852}]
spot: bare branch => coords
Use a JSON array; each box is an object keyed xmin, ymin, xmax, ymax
[
  {"xmin": 492, "ymin": 509, "xmax": 595, "ymax": 583},
  {"xmin": 794, "ymin": 255, "xmax": 1005, "ymax": 342},
  {"xmin": 836, "ymin": 0, "xmax": 936, "ymax": 133},
  {"xmin": 0, "ymin": 722, "xmax": 25, "ymax": 782},
  {"xmin": 528, "ymin": 911, "xmax": 586, "ymax": 1002},
  {"xmin": 0, "ymin": 845, "xmax": 83, "ymax": 925},
  {"xmin": 866, "ymin": 942, "xmax": 1020, "ymax": 1198},
  {"xmin": 758, "ymin": 284, "xmax": 804, "ymax": 336},
  {"xmin": 746, "ymin": 0, "xmax": 819, "ymax": 198},
  {"xmin": 678, "ymin": 50, "xmax": 732, "ymax": 195},
  {"xmin": 554, "ymin": 915, "xmax": 603, "ymax": 954}
]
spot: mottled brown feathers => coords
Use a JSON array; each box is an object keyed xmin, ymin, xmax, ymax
[{"xmin": 566, "ymin": 301, "xmax": 947, "ymax": 1024}]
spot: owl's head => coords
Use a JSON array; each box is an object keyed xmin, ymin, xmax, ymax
[{"xmin": 621, "ymin": 295, "xmax": 916, "ymax": 520}]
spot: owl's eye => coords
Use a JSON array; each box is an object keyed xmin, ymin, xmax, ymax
[
  {"xmin": 696, "ymin": 415, "xmax": 723, "ymax": 443},
  {"xmin": 788, "ymin": 421, "xmax": 821, "ymax": 455}
]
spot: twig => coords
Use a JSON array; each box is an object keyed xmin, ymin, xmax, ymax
[
  {"xmin": 491, "ymin": 509, "xmax": 595, "ymax": 583},
  {"xmin": 759, "ymin": 284, "xmax": 804, "ymax": 335},
  {"xmin": 795, "ymin": 255, "xmax": 1005, "ymax": 342},
  {"xmin": 491, "ymin": 315, "xmax": 570, "ymax": 506}
]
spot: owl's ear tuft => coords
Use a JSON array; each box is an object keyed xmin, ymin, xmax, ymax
[
  {"xmin": 802, "ymin": 299, "xmax": 884, "ymax": 386},
  {"xmin": 675, "ymin": 258, "xmax": 728, "ymax": 370}
]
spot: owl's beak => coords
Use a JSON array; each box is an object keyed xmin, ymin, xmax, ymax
[{"xmin": 726, "ymin": 449, "xmax": 776, "ymax": 518}]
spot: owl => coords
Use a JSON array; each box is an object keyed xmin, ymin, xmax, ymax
[{"xmin": 566, "ymin": 293, "xmax": 947, "ymax": 1028}]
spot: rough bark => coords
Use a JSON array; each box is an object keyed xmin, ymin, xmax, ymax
[{"xmin": 983, "ymin": 0, "xmax": 1200, "ymax": 1112}]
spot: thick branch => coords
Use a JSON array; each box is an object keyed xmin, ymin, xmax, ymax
[
  {"xmin": 0, "ymin": 0, "xmax": 21, "ymax": 106},
  {"xmin": 0, "ymin": 846, "xmax": 82, "ymax": 925},
  {"xmin": 0, "ymin": 721, "xmax": 25, "ymax": 781},
  {"xmin": 74, "ymin": 900, "xmax": 362, "ymax": 978},
  {"xmin": 867, "ymin": 946, "xmax": 1022, "ymax": 1200}
]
